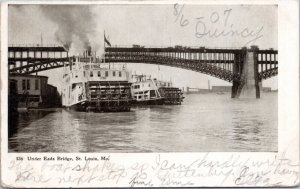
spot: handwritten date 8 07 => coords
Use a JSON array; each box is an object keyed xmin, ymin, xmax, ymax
[{"xmin": 173, "ymin": 4, "xmax": 264, "ymax": 46}]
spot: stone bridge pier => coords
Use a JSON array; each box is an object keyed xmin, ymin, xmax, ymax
[{"xmin": 231, "ymin": 46, "xmax": 260, "ymax": 99}]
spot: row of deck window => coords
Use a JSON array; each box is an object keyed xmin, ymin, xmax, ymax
[
  {"xmin": 21, "ymin": 79, "xmax": 39, "ymax": 90},
  {"xmin": 132, "ymin": 83, "xmax": 152, "ymax": 89},
  {"xmin": 83, "ymin": 71, "xmax": 122, "ymax": 77}
]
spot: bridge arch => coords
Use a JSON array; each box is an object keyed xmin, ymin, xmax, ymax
[{"xmin": 105, "ymin": 58, "xmax": 236, "ymax": 83}]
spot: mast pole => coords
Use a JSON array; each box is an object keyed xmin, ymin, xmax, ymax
[
  {"xmin": 104, "ymin": 30, "xmax": 106, "ymax": 66},
  {"xmin": 41, "ymin": 33, "xmax": 43, "ymax": 46}
]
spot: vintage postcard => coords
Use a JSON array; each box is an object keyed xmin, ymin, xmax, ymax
[{"xmin": 1, "ymin": 0, "xmax": 299, "ymax": 187}]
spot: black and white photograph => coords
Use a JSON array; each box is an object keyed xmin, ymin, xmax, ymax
[
  {"xmin": 7, "ymin": 3, "xmax": 279, "ymax": 152},
  {"xmin": 2, "ymin": 1, "xmax": 300, "ymax": 188}
]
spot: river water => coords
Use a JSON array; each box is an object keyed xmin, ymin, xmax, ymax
[{"xmin": 8, "ymin": 92, "xmax": 277, "ymax": 152}]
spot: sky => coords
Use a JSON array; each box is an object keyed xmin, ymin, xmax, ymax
[{"xmin": 8, "ymin": 4, "xmax": 278, "ymax": 91}]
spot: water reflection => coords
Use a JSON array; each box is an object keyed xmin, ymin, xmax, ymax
[{"xmin": 8, "ymin": 93, "xmax": 278, "ymax": 152}]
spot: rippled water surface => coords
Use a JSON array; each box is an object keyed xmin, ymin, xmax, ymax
[{"xmin": 9, "ymin": 93, "xmax": 277, "ymax": 152}]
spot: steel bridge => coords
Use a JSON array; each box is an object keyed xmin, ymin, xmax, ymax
[
  {"xmin": 105, "ymin": 46, "xmax": 278, "ymax": 98},
  {"xmin": 8, "ymin": 45, "xmax": 278, "ymax": 98},
  {"xmin": 8, "ymin": 45, "xmax": 69, "ymax": 74},
  {"xmin": 105, "ymin": 46, "xmax": 278, "ymax": 82}
]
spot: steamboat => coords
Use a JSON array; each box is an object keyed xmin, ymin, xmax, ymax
[
  {"xmin": 131, "ymin": 74, "xmax": 184, "ymax": 105},
  {"xmin": 62, "ymin": 50, "xmax": 132, "ymax": 112}
]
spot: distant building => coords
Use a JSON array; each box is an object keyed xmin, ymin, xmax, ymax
[
  {"xmin": 183, "ymin": 87, "xmax": 210, "ymax": 93},
  {"xmin": 9, "ymin": 74, "xmax": 61, "ymax": 108},
  {"xmin": 211, "ymin": 86, "xmax": 232, "ymax": 93},
  {"xmin": 211, "ymin": 85, "xmax": 273, "ymax": 93},
  {"xmin": 262, "ymin": 87, "xmax": 272, "ymax": 92}
]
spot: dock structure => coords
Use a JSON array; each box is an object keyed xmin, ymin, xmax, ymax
[{"xmin": 9, "ymin": 74, "xmax": 61, "ymax": 108}]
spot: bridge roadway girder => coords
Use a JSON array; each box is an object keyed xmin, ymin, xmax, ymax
[
  {"xmin": 106, "ymin": 46, "xmax": 278, "ymax": 54},
  {"xmin": 8, "ymin": 46, "xmax": 67, "ymax": 52},
  {"xmin": 8, "ymin": 46, "xmax": 68, "ymax": 62}
]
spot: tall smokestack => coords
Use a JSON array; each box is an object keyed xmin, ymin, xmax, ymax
[{"xmin": 87, "ymin": 46, "xmax": 92, "ymax": 56}]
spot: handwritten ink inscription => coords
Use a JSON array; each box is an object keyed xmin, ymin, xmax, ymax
[
  {"xmin": 6, "ymin": 152, "xmax": 300, "ymax": 187},
  {"xmin": 173, "ymin": 4, "xmax": 189, "ymax": 27},
  {"xmin": 173, "ymin": 4, "xmax": 264, "ymax": 46}
]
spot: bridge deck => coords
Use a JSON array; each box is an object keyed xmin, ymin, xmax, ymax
[
  {"xmin": 8, "ymin": 46, "xmax": 67, "ymax": 52},
  {"xmin": 106, "ymin": 46, "xmax": 278, "ymax": 54},
  {"xmin": 8, "ymin": 45, "xmax": 278, "ymax": 82}
]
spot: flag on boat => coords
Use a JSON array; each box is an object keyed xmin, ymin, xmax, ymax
[{"xmin": 104, "ymin": 33, "xmax": 111, "ymax": 47}]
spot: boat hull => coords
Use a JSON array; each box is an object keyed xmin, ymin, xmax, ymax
[
  {"xmin": 132, "ymin": 98, "xmax": 164, "ymax": 105},
  {"xmin": 67, "ymin": 100, "xmax": 131, "ymax": 112}
]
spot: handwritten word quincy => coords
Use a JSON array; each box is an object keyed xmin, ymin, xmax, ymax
[{"xmin": 173, "ymin": 4, "xmax": 264, "ymax": 46}]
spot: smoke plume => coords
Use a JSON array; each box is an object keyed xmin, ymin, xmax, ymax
[{"xmin": 40, "ymin": 5, "xmax": 96, "ymax": 50}]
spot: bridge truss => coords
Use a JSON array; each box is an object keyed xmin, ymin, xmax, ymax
[
  {"xmin": 8, "ymin": 45, "xmax": 278, "ymax": 83},
  {"xmin": 8, "ymin": 46, "xmax": 69, "ymax": 74},
  {"xmin": 105, "ymin": 46, "xmax": 278, "ymax": 82}
]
